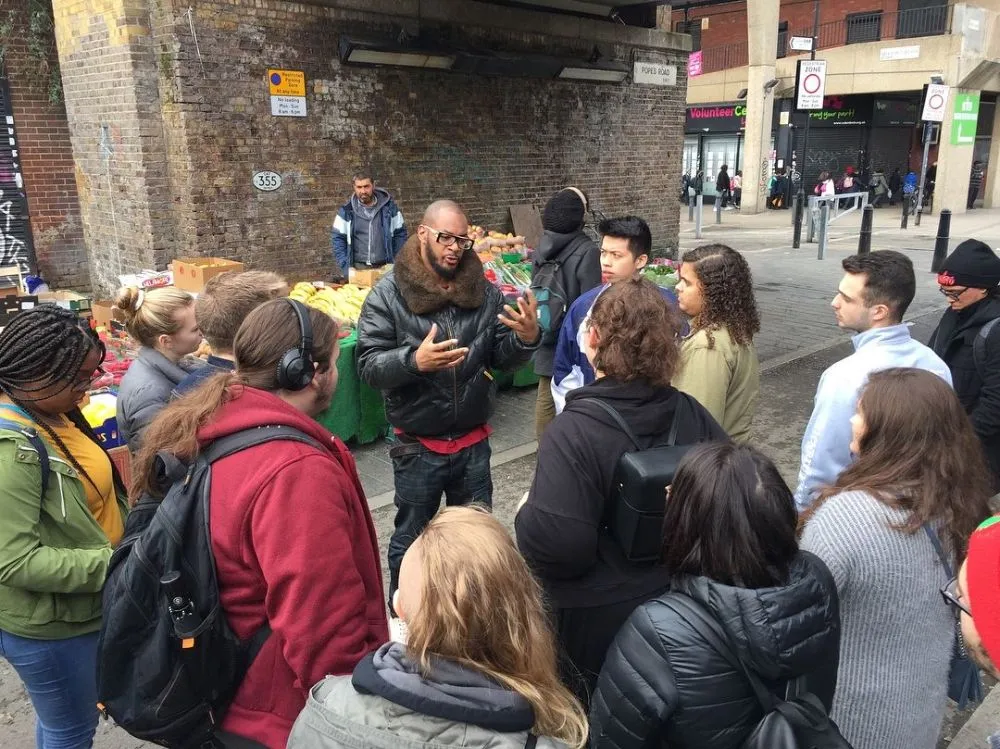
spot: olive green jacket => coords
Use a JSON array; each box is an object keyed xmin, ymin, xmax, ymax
[
  {"xmin": 673, "ymin": 326, "xmax": 760, "ymax": 444},
  {"xmin": 0, "ymin": 427, "xmax": 127, "ymax": 639}
]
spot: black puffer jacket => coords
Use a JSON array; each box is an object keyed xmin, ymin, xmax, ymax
[
  {"xmin": 357, "ymin": 236, "xmax": 536, "ymax": 438},
  {"xmin": 589, "ymin": 552, "xmax": 840, "ymax": 749},
  {"xmin": 530, "ymin": 230, "xmax": 600, "ymax": 376},
  {"xmin": 929, "ymin": 296, "xmax": 1000, "ymax": 484}
]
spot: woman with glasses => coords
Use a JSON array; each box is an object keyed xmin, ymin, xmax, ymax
[
  {"xmin": 0, "ymin": 305, "xmax": 128, "ymax": 748},
  {"xmin": 800, "ymin": 367, "xmax": 992, "ymax": 749}
]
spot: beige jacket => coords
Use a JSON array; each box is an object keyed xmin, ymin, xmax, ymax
[{"xmin": 673, "ymin": 326, "xmax": 759, "ymax": 443}]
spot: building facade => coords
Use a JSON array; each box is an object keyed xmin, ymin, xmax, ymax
[{"xmin": 680, "ymin": 0, "xmax": 1000, "ymax": 212}]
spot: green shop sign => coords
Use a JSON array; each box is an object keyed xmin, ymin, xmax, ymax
[{"xmin": 951, "ymin": 92, "xmax": 980, "ymax": 146}]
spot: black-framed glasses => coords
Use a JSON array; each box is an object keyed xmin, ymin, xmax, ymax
[
  {"xmin": 939, "ymin": 286, "xmax": 970, "ymax": 301},
  {"xmin": 71, "ymin": 365, "xmax": 107, "ymax": 392},
  {"xmin": 421, "ymin": 225, "xmax": 474, "ymax": 252},
  {"xmin": 941, "ymin": 576, "xmax": 973, "ymax": 618}
]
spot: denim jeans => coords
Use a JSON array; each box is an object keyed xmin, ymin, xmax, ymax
[
  {"xmin": 387, "ymin": 437, "xmax": 493, "ymax": 610},
  {"xmin": 0, "ymin": 629, "xmax": 100, "ymax": 749}
]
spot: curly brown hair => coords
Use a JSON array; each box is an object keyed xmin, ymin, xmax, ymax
[
  {"xmin": 804, "ymin": 368, "xmax": 992, "ymax": 562},
  {"xmin": 589, "ymin": 278, "xmax": 683, "ymax": 387},
  {"xmin": 682, "ymin": 244, "xmax": 760, "ymax": 348}
]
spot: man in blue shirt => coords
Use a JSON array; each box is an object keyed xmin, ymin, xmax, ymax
[
  {"xmin": 332, "ymin": 170, "xmax": 407, "ymax": 278},
  {"xmin": 794, "ymin": 251, "xmax": 952, "ymax": 510}
]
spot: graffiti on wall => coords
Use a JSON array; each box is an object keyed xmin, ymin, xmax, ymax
[{"xmin": 0, "ymin": 188, "xmax": 28, "ymax": 272}]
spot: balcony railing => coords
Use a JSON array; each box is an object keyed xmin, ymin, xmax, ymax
[{"xmin": 696, "ymin": 4, "xmax": 952, "ymax": 75}]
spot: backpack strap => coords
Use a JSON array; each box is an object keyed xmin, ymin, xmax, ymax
[
  {"xmin": 973, "ymin": 317, "xmax": 1000, "ymax": 381},
  {"xmin": 668, "ymin": 594, "xmax": 780, "ymax": 712},
  {"xmin": 200, "ymin": 425, "xmax": 324, "ymax": 465},
  {"xmin": 524, "ymin": 734, "xmax": 538, "ymax": 749},
  {"xmin": 0, "ymin": 419, "xmax": 50, "ymax": 501},
  {"xmin": 577, "ymin": 397, "xmax": 682, "ymax": 449},
  {"xmin": 922, "ymin": 523, "xmax": 955, "ymax": 578}
]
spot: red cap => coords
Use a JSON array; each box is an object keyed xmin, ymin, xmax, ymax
[{"xmin": 967, "ymin": 516, "xmax": 1000, "ymax": 666}]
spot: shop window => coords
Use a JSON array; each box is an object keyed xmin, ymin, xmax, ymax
[
  {"xmin": 846, "ymin": 11, "xmax": 883, "ymax": 43},
  {"xmin": 675, "ymin": 20, "xmax": 702, "ymax": 51},
  {"xmin": 777, "ymin": 21, "xmax": 789, "ymax": 58},
  {"xmin": 896, "ymin": 0, "xmax": 948, "ymax": 38}
]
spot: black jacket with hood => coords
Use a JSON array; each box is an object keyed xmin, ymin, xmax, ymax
[
  {"xmin": 929, "ymin": 295, "xmax": 1000, "ymax": 483},
  {"xmin": 357, "ymin": 236, "xmax": 537, "ymax": 438},
  {"xmin": 515, "ymin": 377, "xmax": 727, "ymax": 610},
  {"xmin": 530, "ymin": 230, "xmax": 601, "ymax": 377},
  {"xmin": 589, "ymin": 551, "xmax": 841, "ymax": 749}
]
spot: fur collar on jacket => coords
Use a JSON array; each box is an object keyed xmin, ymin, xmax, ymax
[{"xmin": 394, "ymin": 235, "xmax": 485, "ymax": 315}]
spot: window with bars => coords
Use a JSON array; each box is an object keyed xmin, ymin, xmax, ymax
[
  {"xmin": 846, "ymin": 11, "xmax": 883, "ymax": 43},
  {"xmin": 777, "ymin": 21, "xmax": 789, "ymax": 58},
  {"xmin": 674, "ymin": 20, "xmax": 703, "ymax": 51}
]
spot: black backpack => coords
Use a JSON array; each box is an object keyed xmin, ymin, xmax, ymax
[
  {"xmin": 580, "ymin": 397, "xmax": 702, "ymax": 563},
  {"xmin": 972, "ymin": 317, "xmax": 1000, "ymax": 381},
  {"xmin": 673, "ymin": 595, "xmax": 853, "ymax": 749},
  {"xmin": 530, "ymin": 259, "xmax": 571, "ymax": 345},
  {"xmin": 96, "ymin": 425, "xmax": 321, "ymax": 748}
]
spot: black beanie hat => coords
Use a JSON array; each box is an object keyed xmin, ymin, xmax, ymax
[
  {"xmin": 938, "ymin": 239, "xmax": 1000, "ymax": 289},
  {"xmin": 542, "ymin": 188, "xmax": 587, "ymax": 233}
]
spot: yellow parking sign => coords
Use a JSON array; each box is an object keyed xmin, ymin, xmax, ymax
[{"xmin": 268, "ymin": 70, "xmax": 306, "ymax": 97}]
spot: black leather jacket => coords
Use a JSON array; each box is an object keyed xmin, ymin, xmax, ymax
[
  {"xmin": 589, "ymin": 551, "xmax": 840, "ymax": 749},
  {"xmin": 357, "ymin": 236, "xmax": 536, "ymax": 438}
]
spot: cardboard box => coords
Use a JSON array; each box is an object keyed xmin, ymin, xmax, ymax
[
  {"xmin": 38, "ymin": 290, "xmax": 92, "ymax": 313},
  {"xmin": 91, "ymin": 300, "xmax": 124, "ymax": 329},
  {"xmin": 350, "ymin": 265, "xmax": 390, "ymax": 288},
  {"xmin": 118, "ymin": 270, "xmax": 173, "ymax": 290},
  {"xmin": 171, "ymin": 257, "xmax": 244, "ymax": 292},
  {"xmin": 1, "ymin": 294, "xmax": 39, "ymax": 312}
]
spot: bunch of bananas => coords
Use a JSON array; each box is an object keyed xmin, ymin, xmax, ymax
[{"xmin": 289, "ymin": 282, "xmax": 370, "ymax": 324}]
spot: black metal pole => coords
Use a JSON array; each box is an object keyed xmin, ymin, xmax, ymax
[
  {"xmin": 901, "ymin": 195, "xmax": 909, "ymax": 229},
  {"xmin": 932, "ymin": 209, "xmax": 951, "ymax": 272},
  {"xmin": 858, "ymin": 205, "xmax": 874, "ymax": 254},
  {"xmin": 792, "ymin": 0, "xmax": 820, "ymax": 250}
]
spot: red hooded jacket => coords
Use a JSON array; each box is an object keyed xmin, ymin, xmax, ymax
[{"xmin": 197, "ymin": 387, "xmax": 388, "ymax": 748}]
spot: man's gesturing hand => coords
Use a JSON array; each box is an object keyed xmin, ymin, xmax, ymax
[
  {"xmin": 414, "ymin": 323, "xmax": 469, "ymax": 372},
  {"xmin": 499, "ymin": 289, "xmax": 541, "ymax": 344}
]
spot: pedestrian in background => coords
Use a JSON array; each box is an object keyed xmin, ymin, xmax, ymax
[
  {"xmin": 0, "ymin": 306, "xmax": 128, "ymax": 749},
  {"xmin": 929, "ymin": 239, "xmax": 1000, "ymax": 488},
  {"xmin": 968, "ymin": 160, "xmax": 985, "ymax": 210},
  {"xmin": 114, "ymin": 286, "xmax": 203, "ymax": 452},
  {"xmin": 715, "ymin": 164, "xmax": 731, "ymax": 209},
  {"xmin": 794, "ymin": 251, "xmax": 951, "ymax": 510},
  {"xmin": 531, "ymin": 188, "xmax": 601, "ymax": 438},
  {"xmin": 888, "ymin": 167, "xmax": 902, "ymax": 205},
  {"xmin": 673, "ymin": 244, "xmax": 760, "ymax": 443},
  {"xmin": 332, "ymin": 169, "xmax": 407, "ymax": 279},
  {"xmin": 730, "ymin": 169, "xmax": 742, "ymax": 208},
  {"xmin": 800, "ymin": 367, "xmax": 992, "ymax": 749},
  {"xmin": 288, "ymin": 507, "xmax": 588, "ymax": 749},
  {"xmin": 589, "ymin": 443, "xmax": 840, "ymax": 749},
  {"xmin": 357, "ymin": 200, "xmax": 539, "ymax": 638},
  {"xmin": 517, "ymin": 279, "xmax": 726, "ymax": 704}
]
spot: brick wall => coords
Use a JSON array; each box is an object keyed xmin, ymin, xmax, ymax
[
  {"xmin": 53, "ymin": 0, "xmax": 689, "ymax": 291},
  {"xmin": 3, "ymin": 4, "xmax": 88, "ymax": 289}
]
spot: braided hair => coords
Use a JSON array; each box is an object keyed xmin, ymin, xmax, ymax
[{"xmin": 0, "ymin": 305, "xmax": 108, "ymax": 494}]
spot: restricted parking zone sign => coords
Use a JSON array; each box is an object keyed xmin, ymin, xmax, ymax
[
  {"xmin": 795, "ymin": 59, "xmax": 827, "ymax": 111},
  {"xmin": 921, "ymin": 83, "xmax": 950, "ymax": 122}
]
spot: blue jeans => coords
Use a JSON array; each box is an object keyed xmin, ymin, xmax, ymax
[
  {"xmin": 387, "ymin": 437, "xmax": 493, "ymax": 610},
  {"xmin": 0, "ymin": 629, "xmax": 100, "ymax": 749}
]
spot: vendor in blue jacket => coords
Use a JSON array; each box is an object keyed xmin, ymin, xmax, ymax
[
  {"xmin": 332, "ymin": 170, "xmax": 407, "ymax": 278},
  {"xmin": 550, "ymin": 216, "xmax": 679, "ymax": 413}
]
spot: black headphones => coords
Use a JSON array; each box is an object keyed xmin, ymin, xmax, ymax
[{"xmin": 276, "ymin": 298, "xmax": 316, "ymax": 391}]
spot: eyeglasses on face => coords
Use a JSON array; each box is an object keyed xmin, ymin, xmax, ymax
[
  {"xmin": 939, "ymin": 286, "xmax": 970, "ymax": 301},
  {"xmin": 70, "ymin": 365, "xmax": 107, "ymax": 392},
  {"xmin": 421, "ymin": 225, "xmax": 474, "ymax": 252},
  {"xmin": 941, "ymin": 576, "xmax": 972, "ymax": 618}
]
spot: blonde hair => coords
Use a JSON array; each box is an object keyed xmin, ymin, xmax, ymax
[
  {"xmin": 114, "ymin": 286, "xmax": 194, "ymax": 348},
  {"xmin": 406, "ymin": 507, "xmax": 588, "ymax": 748}
]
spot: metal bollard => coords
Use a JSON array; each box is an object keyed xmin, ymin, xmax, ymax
[
  {"xmin": 715, "ymin": 196, "xmax": 722, "ymax": 225},
  {"xmin": 807, "ymin": 201, "xmax": 817, "ymax": 243},
  {"xmin": 915, "ymin": 197, "xmax": 922, "ymax": 227},
  {"xmin": 901, "ymin": 197, "xmax": 909, "ymax": 230},
  {"xmin": 817, "ymin": 202, "xmax": 830, "ymax": 260},
  {"xmin": 695, "ymin": 194, "xmax": 703, "ymax": 240},
  {"xmin": 791, "ymin": 194, "xmax": 800, "ymax": 227},
  {"xmin": 688, "ymin": 194, "xmax": 695, "ymax": 222},
  {"xmin": 792, "ymin": 197, "xmax": 804, "ymax": 249},
  {"xmin": 931, "ymin": 209, "xmax": 952, "ymax": 272},
  {"xmin": 858, "ymin": 205, "xmax": 874, "ymax": 255}
]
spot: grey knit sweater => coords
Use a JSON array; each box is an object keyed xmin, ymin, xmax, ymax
[{"xmin": 800, "ymin": 490, "xmax": 954, "ymax": 749}]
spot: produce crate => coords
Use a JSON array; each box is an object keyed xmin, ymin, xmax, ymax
[
  {"xmin": 171, "ymin": 258, "xmax": 244, "ymax": 292},
  {"xmin": 108, "ymin": 446, "xmax": 132, "ymax": 489}
]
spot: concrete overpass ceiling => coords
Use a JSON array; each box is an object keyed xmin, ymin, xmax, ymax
[{"xmin": 485, "ymin": 0, "xmax": 620, "ymax": 17}]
